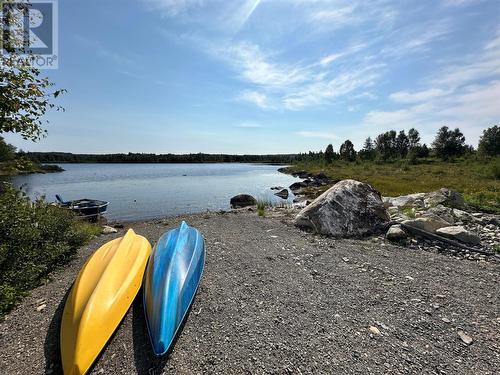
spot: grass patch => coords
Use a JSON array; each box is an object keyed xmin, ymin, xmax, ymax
[
  {"xmin": 256, "ymin": 199, "xmax": 292, "ymax": 217},
  {"xmin": 257, "ymin": 201, "xmax": 266, "ymax": 217},
  {"xmin": 290, "ymin": 157, "xmax": 500, "ymax": 213},
  {"xmin": 0, "ymin": 184, "xmax": 100, "ymax": 316},
  {"xmin": 401, "ymin": 207, "xmax": 416, "ymax": 218}
]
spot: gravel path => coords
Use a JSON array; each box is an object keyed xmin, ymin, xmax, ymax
[{"xmin": 1, "ymin": 210, "xmax": 499, "ymax": 374}]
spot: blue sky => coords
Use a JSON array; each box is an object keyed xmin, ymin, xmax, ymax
[{"xmin": 5, "ymin": 0, "xmax": 500, "ymax": 154}]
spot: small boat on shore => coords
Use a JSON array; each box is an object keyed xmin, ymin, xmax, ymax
[
  {"xmin": 143, "ymin": 221, "xmax": 205, "ymax": 355},
  {"xmin": 56, "ymin": 194, "xmax": 109, "ymax": 221},
  {"xmin": 60, "ymin": 229, "xmax": 151, "ymax": 375}
]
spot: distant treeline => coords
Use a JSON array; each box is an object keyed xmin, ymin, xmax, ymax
[
  {"xmin": 22, "ymin": 151, "xmax": 303, "ymax": 164},
  {"xmin": 304, "ymin": 125, "xmax": 499, "ymax": 163}
]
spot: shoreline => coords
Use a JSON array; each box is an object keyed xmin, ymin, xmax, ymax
[
  {"xmin": 1, "ymin": 209, "xmax": 499, "ymax": 374},
  {"xmin": 0, "ymin": 164, "xmax": 64, "ymax": 177}
]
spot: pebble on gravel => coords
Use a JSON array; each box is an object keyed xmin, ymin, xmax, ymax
[
  {"xmin": 102, "ymin": 225, "xmax": 118, "ymax": 234},
  {"xmin": 458, "ymin": 331, "xmax": 473, "ymax": 345},
  {"xmin": 386, "ymin": 224, "xmax": 407, "ymax": 242},
  {"xmin": 36, "ymin": 304, "xmax": 46, "ymax": 312},
  {"xmin": 369, "ymin": 326, "xmax": 381, "ymax": 335}
]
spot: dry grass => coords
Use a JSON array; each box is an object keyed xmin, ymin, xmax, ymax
[{"xmin": 291, "ymin": 157, "xmax": 500, "ymax": 213}]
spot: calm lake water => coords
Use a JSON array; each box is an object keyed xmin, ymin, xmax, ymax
[{"xmin": 11, "ymin": 163, "xmax": 300, "ymax": 221}]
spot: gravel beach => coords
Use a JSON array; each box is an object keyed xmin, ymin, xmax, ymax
[{"xmin": 1, "ymin": 209, "xmax": 499, "ymax": 374}]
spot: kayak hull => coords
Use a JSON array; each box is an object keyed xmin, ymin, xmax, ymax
[
  {"xmin": 60, "ymin": 229, "xmax": 151, "ymax": 375},
  {"xmin": 143, "ymin": 221, "xmax": 205, "ymax": 355}
]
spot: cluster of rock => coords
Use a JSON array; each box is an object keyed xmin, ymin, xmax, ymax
[
  {"xmin": 228, "ymin": 172, "xmax": 498, "ymax": 259},
  {"xmin": 279, "ymin": 169, "xmax": 332, "ymax": 194},
  {"xmin": 291, "ymin": 179, "xmax": 499, "ymax": 259},
  {"xmin": 383, "ymin": 189, "xmax": 499, "ymax": 257},
  {"xmin": 229, "ymin": 170, "xmax": 332, "ymax": 208}
]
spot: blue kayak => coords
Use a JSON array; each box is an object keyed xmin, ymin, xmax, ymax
[{"xmin": 143, "ymin": 221, "xmax": 206, "ymax": 355}]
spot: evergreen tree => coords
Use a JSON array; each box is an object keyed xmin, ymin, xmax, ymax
[
  {"xmin": 359, "ymin": 137, "xmax": 376, "ymax": 160},
  {"xmin": 324, "ymin": 144, "xmax": 335, "ymax": 163},
  {"xmin": 395, "ymin": 130, "xmax": 410, "ymax": 158},
  {"xmin": 408, "ymin": 128, "xmax": 421, "ymax": 149},
  {"xmin": 339, "ymin": 140, "xmax": 356, "ymax": 161},
  {"xmin": 478, "ymin": 125, "xmax": 499, "ymax": 157},
  {"xmin": 432, "ymin": 126, "xmax": 466, "ymax": 160},
  {"xmin": 375, "ymin": 131, "xmax": 397, "ymax": 160}
]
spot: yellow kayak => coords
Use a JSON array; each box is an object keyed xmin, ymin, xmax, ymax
[{"xmin": 60, "ymin": 229, "xmax": 151, "ymax": 375}]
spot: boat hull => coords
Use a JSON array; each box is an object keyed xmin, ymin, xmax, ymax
[
  {"xmin": 60, "ymin": 229, "xmax": 151, "ymax": 375},
  {"xmin": 143, "ymin": 221, "xmax": 205, "ymax": 355},
  {"xmin": 58, "ymin": 198, "xmax": 109, "ymax": 221}
]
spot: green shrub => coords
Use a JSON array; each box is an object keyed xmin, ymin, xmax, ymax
[{"xmin": 0, "ymin": 184, "xmax": 100, "ymax": 315}]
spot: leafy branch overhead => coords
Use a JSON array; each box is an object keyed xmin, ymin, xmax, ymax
[{"xmin": 0, "ymin": 1, "xmax": 65, "ymax": 141}]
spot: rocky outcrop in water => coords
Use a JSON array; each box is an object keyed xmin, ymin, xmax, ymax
[
  {"xmin": 230, "ymin": 194, "xmax": 256, "ymax": 208},
  {"xmin": 274, "ymin": 189, "xmax": 289, "ymax": 199}
]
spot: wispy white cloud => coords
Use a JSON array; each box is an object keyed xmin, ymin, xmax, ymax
[
  {"xmin": 302, "ymin": 0, "xmax": 398, "ymax": 34},
  {"xmin": 143, "ymin": 0, "xmax": 260, "ymax": 34},
  {"xmin": 430, "ymin": 33, "xmax": 500, "ymax": 88},
  {"xmin": 145, "ymin": 0, "xmax": 497, "ymax": 145},
  {"xmin": 283, "ymin": 63, "xmax": 384, "ymax": 110},
  {"xmin": 382, "ymin": 19, "xmax": 454, "ymax": 57},
  {"xmin": 319, "ymin": 43, "xmax": 366, "ymax": 66},
  {"xmin": 294, "ymin": 131, "xmax": 339, "ymax": 140},
  {"xmin": 208, "ymin": 35, "xmax": 383, "ymax": 110},
  {"xmin": 442, "ymin": 0, "xmax": 484, "ymax": 7},
  {"xmin": 142, "ymin": 0, "xmax": 204, "ymax": 16},
  {"xmin": 237, "ymin": 90, "xmax": 270, "ymax": 109},
  {"xmin": 308, "ymin": 4, "xmax": 357, "ymax": 25},
  {"xmin": 389, "ymin": 88, "xmax": 450, "ymax": 103},
  {"xmin": 403, "ymin": 20, "xmax": 453, "ymax": 51},
  {"xmin": 364, "ymin": 33, "xmax": 500, "ymax": 144},
  {"xmin": 220, "ymin": 42, "xmax": 311, "ymax": 88},
  {"xmin": 437, "ymin": 80, "xmax": 500, "ymax": 121}
]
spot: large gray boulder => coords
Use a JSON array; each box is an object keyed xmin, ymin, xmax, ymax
[
  {"xmin": 402, "ymin": 214, "xmax": 451, "ymax": 233},
  {"xmin": 294, "ymin": 179, "xmax": 390, "ymax": 237},
  {"xmin": 423, "ymin": 188, "xmax": 465, "ymax": 209},
  {"xmin": 436, "ymin": 226, "xmax": 480, "ymax": 244},
  {"xmin": 230, "ymin": 194, "xmax": 256, "ymax": 208},
  {"xmin": 425, "ymin": 205, "xmax": 455, "ymax": 224}
]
